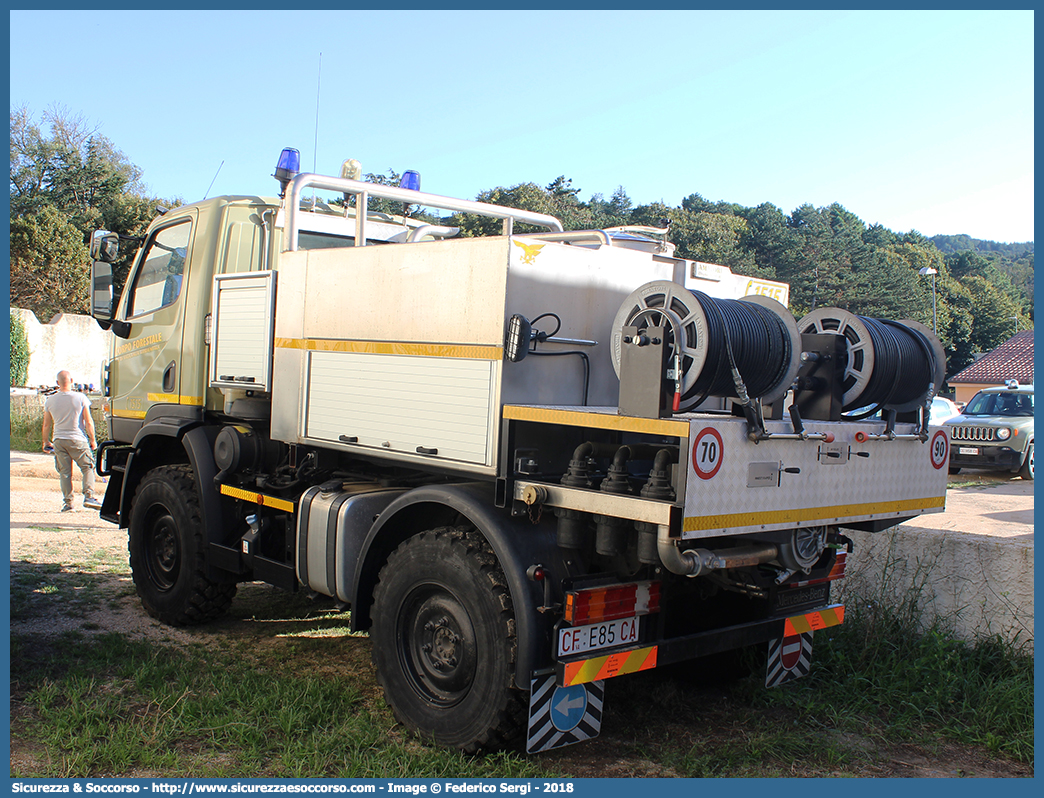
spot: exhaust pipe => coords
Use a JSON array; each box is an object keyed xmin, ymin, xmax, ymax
[{"xmin": 656, "ymin": 524, "xmax": 778, "ymax": 577}]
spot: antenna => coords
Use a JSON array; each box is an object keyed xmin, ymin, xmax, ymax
[
  {"xmin": 203, "ymin": 160, "xmax": 224, "ymax": 200},
  {"xmin": 311, "ymin": 52, "xmax": 322, "ymax": 207}
]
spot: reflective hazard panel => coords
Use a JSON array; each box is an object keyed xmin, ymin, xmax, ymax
[
  {"xmin": 526, "ymin": 675, "xmax": 604, "ymax": 753},
  {"xmin": 766, "ymin": 631, "xmax": 813, "ymax": 687},
  {"xmin": 784, "ymin": 604, "xmax": 845, "ymax": 636},
  {"xmin": 559, "ymin": 645, "xmax": 658, "ymax": 686}
]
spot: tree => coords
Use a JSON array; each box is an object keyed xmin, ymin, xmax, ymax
[
  {"xmin": 773, "ymin": 204, "xmax": 836, "ymax": 316},
  {"xmin": 360, "ymin": 168, "xmax": 403, "ymax": 217},
  {"xmin": 589, "ymin": 186, "xmax": 633, "ymax": 228},
  {"xmin": 9, "ymin": 205, "xmax": 91, "ymax": 320},
  {"xmin": 939, "ymin": 280, "xmax": 975, "ymax": 377},
  {"xmin": 661, "ymin": 207, "xmax": 761, "ymax": 275},
  {"xmin": 541, "ymin": 176, "xmax": 598, "ymax": 230},
  {"xmin": 962, "ymin": 276, "xmax": 1023, "ymax": 355},
  {"xmin": 452, "ymin": 181, "xmax": 566, "ymax": 237},
  {"xmin": 10, "ymin": 104, "xmax": 142, "ymax": 224},
  {"xmin": 842, "ymin": 249, "xmax": 923, "ymax": 320},
  {"xmin": 742, "ymin": 202, "xmax": 800, "ymax": 280},
  {"xmin": 10, "ymin": 105, "xmax": 175, "ymax": 315}
]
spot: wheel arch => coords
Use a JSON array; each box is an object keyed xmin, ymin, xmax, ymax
[
  {"xmin": 351, "ymin": 482, "xmax": 567, "ymax": 685},
  {"xmin": 118, "ymin": 418, "xmax": 194, "ymax": 526},
  {"xmin": 119, "ymin": 413, "xmax": 236, "ymax": 584}
]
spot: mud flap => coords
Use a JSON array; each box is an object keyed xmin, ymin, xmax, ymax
[
  {"xmin": 526, "ymin": 674, "xmax": 604, "ymax": 753},
  {"xmin": 766, "ymin": 631, "xmax": 813, "ymax": 687}
]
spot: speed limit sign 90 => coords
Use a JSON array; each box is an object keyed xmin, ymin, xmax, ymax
[
  {"xmin": 930, "ymin": 430, "xmax": 948, "ymax": 469},
  {"xmin": 692, "ymin": 427, "xmax": 724, "ymax": 479}
]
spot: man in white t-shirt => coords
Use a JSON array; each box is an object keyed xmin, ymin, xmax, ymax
[{"xmin": 41, "ymin": 370, "xmax": 102, "ymax": 512}]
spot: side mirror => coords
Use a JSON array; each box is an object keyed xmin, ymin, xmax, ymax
[
  {"xmin": 91, "ymin": 261, "xmax": 114, "ymax": 324},
  {"xmin": 90, "ymin": 230, "xmax": 120, "ymax": 263},
  {"xmin": 90, "ymin": 262, "xmax": 130, "ymax": 337}
]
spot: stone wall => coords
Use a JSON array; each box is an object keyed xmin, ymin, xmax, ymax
[
  {"xmin": 839, "ymin": 526, "xmax": 1034, "ymax": 652},
  {"xmin": 10, "ymin": 308, "xmax": 112, "ymax": 390}
]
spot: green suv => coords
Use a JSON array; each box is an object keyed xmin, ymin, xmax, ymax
[{"xmin": 945, "ymin": 381, "xmax": 1034, "ymax": 480}]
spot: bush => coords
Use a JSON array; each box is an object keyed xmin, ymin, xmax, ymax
[{"xmin": 10, "ymin": 313, "xmax": 30, "ymax": 387}]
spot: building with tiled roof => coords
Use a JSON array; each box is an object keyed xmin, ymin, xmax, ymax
[{"xmin": 948, "ymin": 329, "xmax": 1035, "ymax": 404}]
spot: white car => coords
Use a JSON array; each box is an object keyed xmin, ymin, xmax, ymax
[{"xmin": 929, "ymin": 396, "xmax": 961, "ymax": 425}]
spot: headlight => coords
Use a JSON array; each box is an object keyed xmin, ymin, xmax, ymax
[{"xmin": 996, "ymin": 428, "xmax": 1012, "ymax": 440}]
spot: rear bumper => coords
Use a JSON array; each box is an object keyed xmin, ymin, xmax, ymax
[{"xmin": 557, "ymin": 604, "xmax": 844, "ymax": 686}]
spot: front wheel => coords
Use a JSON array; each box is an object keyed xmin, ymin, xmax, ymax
[
  {"xmin": 128, "ymin": 465, "xmax": 237, "ymax": 626},
  {"xmin": 370, "ymin": 527, "xmax": 526, "ymax": 752},
  {"xmin": 1018, "ymin": 444, "xmax": 1034, "ymax": 480}
]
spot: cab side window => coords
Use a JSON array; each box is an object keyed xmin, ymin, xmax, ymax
[{"xmin": 127, "ymin": 222, "xmax": 191, "ymax": 318}]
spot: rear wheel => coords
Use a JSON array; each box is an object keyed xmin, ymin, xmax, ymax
[
  {"xmin": 370, "ymin": 527, "xmax": 525, "ymax": 752},
  {"xmin": 1018, "ymin": 443, "xmax": 1034, "ymax": 480},
  {"xmin": 128, "ymin": 465, "xmax": 236, "ymax": 626}
]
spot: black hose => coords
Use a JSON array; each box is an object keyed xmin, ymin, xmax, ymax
[
  {"xmin": 843, "ymin": 317, "xmax": 936, "ymax": 411},
  {"xmin": 682, "ymin": 292, "xmax": 793, "ymax": 405}
]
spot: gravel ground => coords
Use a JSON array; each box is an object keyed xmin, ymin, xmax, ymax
[{"xmin": 9, "ymin": 453, "xmax": 201, "ymax": 646}]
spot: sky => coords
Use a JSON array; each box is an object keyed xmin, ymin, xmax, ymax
[{"xmin": 8, "ymin": 9, "xmax": 1035, "ymax": 243}]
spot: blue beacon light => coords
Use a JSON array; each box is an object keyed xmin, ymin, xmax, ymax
[
  {"xmin": 399, "ymin": 170, "xmax": 421, "ymax": 192},
  {"xmin": 274, "ymin": 147, "xmax": 301, "ymax": 197}
]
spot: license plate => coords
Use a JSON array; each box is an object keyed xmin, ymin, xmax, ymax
[
  {"xmin": 558, "ymin": 617, "xmax": 641, "ymax": 657},
  {"xmin": 959, "ymin": 447, "xmax": 979, "ymax": 455}
]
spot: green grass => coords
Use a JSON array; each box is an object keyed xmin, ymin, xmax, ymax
[
  {"xmin": 12, "ymin": 580, "xmax": 1031, "ymax": 778},
  {"xmin": 11, "ymin": 627, "xmax": 553, "ymax": 779},
  {"xmin": 9, "ymin": 397, "xmax": 109, "ymax": 452},
  {"xmin": 587, "ymin": 598, "xmax": 1033, "ymax": 777},
  {"xmin": 752, "ymin": 598, "xmax": 1035, "ymax": 763}
]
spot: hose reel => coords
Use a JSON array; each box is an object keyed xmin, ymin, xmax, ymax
[
  {"xmin": 611, "ymin": 281, "xmax": 802, "ymax": 411},
  {"xmin": 797, "ymin": 309, "xmax": 945, "ymax": 413}
]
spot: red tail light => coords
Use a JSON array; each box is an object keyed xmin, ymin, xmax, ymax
[{"xmin": 564, "ymin": 581, "xmax": 661, "ymax": 625}]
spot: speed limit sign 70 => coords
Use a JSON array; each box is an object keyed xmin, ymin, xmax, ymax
[{"xmin": 692, "ymin": 427, "xmax": 724, "ymax": 479}]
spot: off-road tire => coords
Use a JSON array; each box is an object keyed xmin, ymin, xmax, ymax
[
  {"xmin": 370, "ymin": 526, "xmax": 526, "ymax": 752},
  {"xmin": 1018, "ymin": 443, "xmax": 1034, "ymax": 480},
  {"xmin": 128, "ymin": 465, "xmax": 237, "ymax": 626}
]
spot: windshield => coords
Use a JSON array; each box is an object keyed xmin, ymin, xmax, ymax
[
  {"xmin": 298, "ymin": 231, "xmax": 390, "ymax": 250},
  {"xmin": 964, "ymin": 391, "xmax": 1033, "ymax": 417},
  {"xmin": 298, "ymin": 231, "xmax": 355, "ymax": 250}
]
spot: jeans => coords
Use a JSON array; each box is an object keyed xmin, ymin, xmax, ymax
[{"xmin": 52, "ymin": 438, "xmax": 96, "ymax": 507}]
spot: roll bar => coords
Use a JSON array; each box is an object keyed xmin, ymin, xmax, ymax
[{"xmin": 284, "ymin": 173, "xmax": 564, "ymax": 251}]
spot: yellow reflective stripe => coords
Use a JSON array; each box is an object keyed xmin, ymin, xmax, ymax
[
  {"xmin": 112, "ymin": 409, "xmax": 148, "ymax": 419},
  {"xmin": 146, "ymin": 393, "xmax": 204, "ymax": 406},
  {"xmin": 274, "ymin": 338, "xmax": 502, "ymax": 360},
  {"xmin": 785, "ymin": 605, "xmax": 845, "ymax": 636},
  {"xmin": 503, "ymin": 405, "xmax": 689, "ymax": 437},
  {"xmin": 219, "ymin": 484, "xmax": 295, "ymax": 513},
  {"xmin": 683, "ymin": 496, "xmax": 946, "ymax": 532},
  {"xmin": 561, "ymin": 646, "xmax": 658, "ymax": 686}
]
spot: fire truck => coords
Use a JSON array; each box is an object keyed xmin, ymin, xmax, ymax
[{"xmin": 89, "ymin": 149, "xmax": 949, "ymax": 753}]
